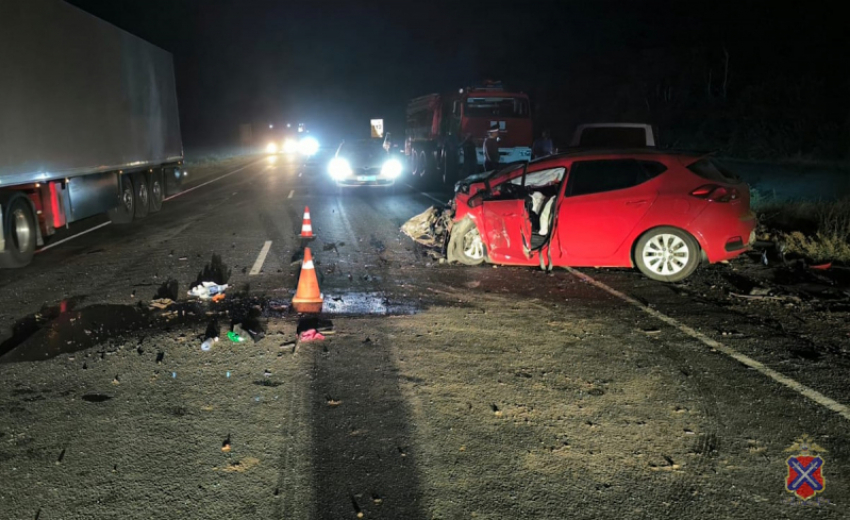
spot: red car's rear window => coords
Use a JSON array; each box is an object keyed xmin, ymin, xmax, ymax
[{"xmin": 687, "ymin": 158, "xmax": 741, "ymax": 183}]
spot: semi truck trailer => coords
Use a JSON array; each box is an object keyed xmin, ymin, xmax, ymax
[{"xmin": 0, "ymin": 0, "xmax": 183, "ymax": 268}]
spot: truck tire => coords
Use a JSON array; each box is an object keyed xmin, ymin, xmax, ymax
[
  {"xmin": 149, "ymin": 169, "xmax": 164, "ymax": 213},
  {"xmin": 108, "ymin": 175, "xmax": 135, "ymax": 224},
  {"xmin": 133, "ymin": 171, "xmax": 150, "ymax": 219},
  {"xmin": 418, "ymin": 150, "xmax": 428, "ymax": 177},
  {"xmin": 0, "ymin": 193, "xmax": 37, "ymax": 268},
  {"xmin": 447, "ymin": 218, "xmax": 486, "ymax": 266}
]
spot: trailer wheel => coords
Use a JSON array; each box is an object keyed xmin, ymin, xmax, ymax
[
  {"xmin": 442, "ymin": 149, "xmax": 458, "ymax": 185},
  {"xmin": 0, "ymin": 194, "xmax": 37, "ymax": 268},
  {"xmin": 149, "ymin": 170, "xmax": 164, "ymax": 213},
  {"xmin": 133, "ymin": 172, "xmax": 150, "ymax": 219},
  {"xmin": 108, "ymin": 175, "xmax": 135, "ymax": 224}
]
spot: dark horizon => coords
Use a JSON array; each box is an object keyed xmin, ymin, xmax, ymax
[{"xmin": 67, "ymin": 0, "xmax": 848, "ymax": 157}]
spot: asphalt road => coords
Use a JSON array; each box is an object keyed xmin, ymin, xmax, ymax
[{"xmin": 1, "ymin": 155, "xmax": 849, "ymax": 519}]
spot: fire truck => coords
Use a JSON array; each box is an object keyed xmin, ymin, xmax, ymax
[{"xmin": 405, "ymin": 82, "xmax": 533, "ymax": 185}]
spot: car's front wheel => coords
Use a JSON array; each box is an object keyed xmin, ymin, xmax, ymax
[
  {"xmin": 634, "ymin": 226, "xmax": 699, "ymax": 282},
  {"xmin": 447, "ymin": 218, "xmax": 486, "ymax": 266}
]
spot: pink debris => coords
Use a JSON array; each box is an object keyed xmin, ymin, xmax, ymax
[
  {"xmin": 810, "ymin": 262, "xmax": 832, "ymax": 270},
  {"xmin": 299, "ymin": 329, "xmax": 325, "ymax": 342}
]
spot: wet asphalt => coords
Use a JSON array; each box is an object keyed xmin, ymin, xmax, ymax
[{"xmin": 1, "ymin": 155, "xmax": 849, "ymax": 518}]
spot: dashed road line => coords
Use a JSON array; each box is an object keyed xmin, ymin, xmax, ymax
[
  {"xmin": 288, "ymin": 190, "xmax": 294, "ymax": 199},
  {"xmin": 164, "ymin": 160, "xmax": 262, "ymax": 201},
  {"xmin": 249, "ymin": 241, "xmax": 273, "ymax": 276},
  {"xmin": 36, "ymin": 221, "xmax": 113, "ymax": 253},
  {"xmin": 566, "ymin": 266, "xmax": 850, "ymax": 422}
]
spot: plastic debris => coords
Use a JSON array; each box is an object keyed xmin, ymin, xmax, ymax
[
  {"xmin": 201, "ymin": 337, "xmax": 219, "ymax": 351},
  {"xmin": 172, "ymin": 372, "xmax": 177, "ymax": 378},
  {"xmin": 810, "ymin": 262, "xmax": 832, "ymax": 270},
  {"xmin": 227, "ymin": 331, "xmax": 246, "ymax": 343},
  {"xmin": 211, "ymin": 293, "xmax": 226, "ymax": 303},
  {"xmin": 188, "ymin": 281, "xmax": 229, "ymax": 300},
  {"xmin": 299, "ymin": 329, "xmax": 325, "ymax": 342},
  {"xmin": 226, "ymin": 371, "xmax": 231, "ymax": 378}
]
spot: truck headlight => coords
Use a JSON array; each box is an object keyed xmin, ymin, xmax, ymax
[
  {"xmin": 299, "ymin": 136, "xmax": 320, "ymax": 156},
  {"xmin": 266, "ymin": 142, "xmax": 278, "ymax": 154},
  {"xmin": 328, "ymin": 158, "xmax": 351, "ymax": 180},
  {"xmin": 381, "ymin": 158, "xmax": 402, "ymax": 178}
]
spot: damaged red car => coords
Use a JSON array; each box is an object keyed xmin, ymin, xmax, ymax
[{"xmin": 442, "ymin": 150, "xmax": 756, "ymax": 282}]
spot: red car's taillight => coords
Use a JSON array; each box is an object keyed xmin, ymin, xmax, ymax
[{"xmin": 690, "ymin": 184, "xmax": 739, "ymax": 202}]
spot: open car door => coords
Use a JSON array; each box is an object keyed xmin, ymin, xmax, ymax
[{"xmin": 479, "ymin": 199, "xmax": 534, "ymax": 265}]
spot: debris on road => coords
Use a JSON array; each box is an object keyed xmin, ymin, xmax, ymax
[
  {"xmin": 227, "ymin": 331, "xmax": 246, "ymax": 343},
  {"xmin": 201, "ymin": 337, "xmax": 218, "ymax": 351},
  {"xmin": 149, "ymin": 298, "xmax": 174, "ymax": 310},
  {"xmin": 299, "ymin": 329, "xmax": 325, "ymax": 342},
  {"xmin": 188, "ymin": 281, "xmax": 229, "ymax": 300}
]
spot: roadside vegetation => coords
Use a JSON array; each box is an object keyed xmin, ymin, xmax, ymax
[{"xmin": 753, "ymin": 190, "xmax": 850, "ymax": 263}]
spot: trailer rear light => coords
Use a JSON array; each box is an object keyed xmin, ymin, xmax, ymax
[{"xmin": 690, "ymin": 184, "xmax": 739, "ymax": 202}]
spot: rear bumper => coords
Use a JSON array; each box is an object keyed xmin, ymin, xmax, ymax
[{"xmin": 692, "ymin": 208, "xmax": 757, "ymax": 262}]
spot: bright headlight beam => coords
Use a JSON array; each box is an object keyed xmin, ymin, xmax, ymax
[
  {"xmin": 381, "ymin": 158, "xmax": 403, "ymax": 178},
  {"xmin": 299, "ymin": 136, "xmax": 320, "ymax": 156},
  {"xmin": 266, "ymin": 142, "xmax": 278, "ymax": 154},
  {"xmin": 328, "ymin": 157, "xmax": 351, "ymax": 180},
  {"xmin": 283, "ymin": 139, "xmax": 298, "ymax": 153}
]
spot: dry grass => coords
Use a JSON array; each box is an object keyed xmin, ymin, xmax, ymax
[{"xmin": 754, "ymin": 192, "xmax": 850, "ymax": 262}]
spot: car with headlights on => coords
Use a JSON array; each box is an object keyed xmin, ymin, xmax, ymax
[{"xmin": 328, "ymin": 139, "xmax": 403, "ymax": 186}]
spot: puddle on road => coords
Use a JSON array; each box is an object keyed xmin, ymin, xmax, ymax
[
  {"xmin": 0, "ymin": 302, "xmax": 152, "ymax": 363},
  {"xmin": 322, "ymin": 292, "xmax": 419, "ymax": 315}
]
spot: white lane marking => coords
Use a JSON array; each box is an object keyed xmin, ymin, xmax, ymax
[
  {"xmin": 163, "ymin": 160, "xmax": 262, "ymax": 201},
  {"xmin": 249, "ymin": 241, "xmax": 273, "ymax": 275},
  {"xmin": 405, "ymin": 184, "xmax": 447, "ymax": 205},
  {"xmin": 288, "ymin": 190, "xmax": 294, "ymax": 199},
  {"xmin": 565, "ymin": 267, "xmax": 850, "ymax": 422},
  {"xmin": 36, "ymin": 221, "xmax": 112, "ymax": 253}
]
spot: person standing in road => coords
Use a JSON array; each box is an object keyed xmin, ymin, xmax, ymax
[
  {"xmin": 483, "ymin": 125, "xmax": 500, "ymax": 171},
  {"xmin": 532, "ymin": 129, "xmax": 554, "ymax": 159}
]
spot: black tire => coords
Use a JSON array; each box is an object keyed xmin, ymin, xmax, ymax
[
  {"xmin": 442, "ymin": 149, "xmax": 458, "ymax": 185},
  {"xmin": 0, "ymin": 194, "xmax": 37, "ymax": 268},
  {"xmin": 408, "ymin": 149, "xmax": 418, "ymax": 176},
  {"xmin": 133, "ymin": 172, "xmax": 150, "ymax": 219},
  {"xmin": 418, "ymin": 150, "xmax": 428, "ymax": 177},
  {"xmin": 149, "ymin": 169, "xmax": 164, "ymax": 213},
  {"xmin": 108, "ymin": 175, "xmax": 135, "ymax": 224},
  {"xmin": 634, "ymin": 226, "xmax": 700, "ymax": 282},
  {"xmin": 447, "ymin": 218, "xmax": 486, "ymax": 266}
]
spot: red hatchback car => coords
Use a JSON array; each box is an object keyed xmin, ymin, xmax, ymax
[{"xmin": 447, "ymin": 150, "xmax": 756, "ymax": 282}]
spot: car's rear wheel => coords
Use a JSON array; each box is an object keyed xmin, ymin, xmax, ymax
[
  {"xmin": 447, "ymin": 218, "xmax": 485, "ymax": 266},
  {"xmin": 634, "ymin": 226, "xmax": 699, "ymax": 282}
]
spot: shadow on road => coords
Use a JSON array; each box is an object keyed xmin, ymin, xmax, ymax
[{"xmin": 308, "ymin": 327, "xmax": 427, "ymax": 519}]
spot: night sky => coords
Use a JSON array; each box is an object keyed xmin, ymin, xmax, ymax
[{"xmin": 66, "ymin": 0, "xmax": 847, "ymax": 153}]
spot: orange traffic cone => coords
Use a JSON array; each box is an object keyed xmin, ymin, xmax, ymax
[
  {"xmin": 292, "ymin": 247, "xmax": 323, "ymax": 313},
  {"xmin": 300, "ymin": 206, "xmax": 315, "ymax": 239}
]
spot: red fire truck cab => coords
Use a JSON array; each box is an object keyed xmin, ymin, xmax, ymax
[{"xmin": 405, "ymin": 82, "xmax": 533, "ymax": 186}]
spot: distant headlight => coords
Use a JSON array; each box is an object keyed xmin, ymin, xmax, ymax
[
  {"xmin": 266, "ymin": 142, "xmax": 278, "ymax": 154},
  {"xmin": 283, "ymin": 139, "xmax": 298, "ymax": 153},
  {"xmin": 299, "ymin": 136, "xmax": 320, "ymax": 156},
  {"xmin": 381, "ymin": 158, "xmax": 402, "ymax": 178},
  {"xmin": 328, "ymin": 157, "xmax": 351, "ymax": 180}
]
